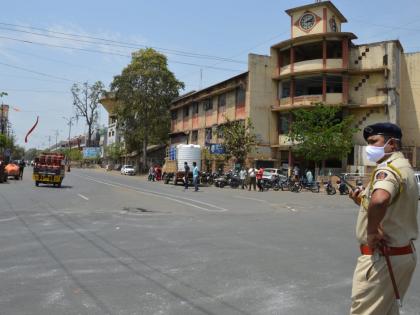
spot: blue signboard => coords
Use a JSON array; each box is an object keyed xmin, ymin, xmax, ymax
[
  {"xmin": 83, "ymin": 147, "xmax": 101, "ymax": 159},
  {"xmin": 209, "ymin": 144, "xmax": 225, "ymax": 155}
]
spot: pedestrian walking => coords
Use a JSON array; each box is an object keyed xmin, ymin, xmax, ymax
[
  {"xmin": 192, "ymin": 162, "xmax": 199, "ymax": 191},
  {"xmin": 349, "ymin": 123, "xmax": 418, "ymax": 315},
  {"xmin": 184, "ymin": 162, "xmax": 190, "ymax": 190},
  {"xmin": 148, "ymin": 165, "xmax": 155, "ymax": 181},
  {"xmin": 256, "ymin": 167, "xmax": 264, "ymax": 192},
  {"xmin": 18, "ymin": 160, "xmax": 26, "ymax": 180},
  {"xmin": 239, "ymin": 167, "xmax": 247, "ymax": 189},
  {"xmin": 248, "ymin": 166, "xmax": 256, "ymax": 191}
]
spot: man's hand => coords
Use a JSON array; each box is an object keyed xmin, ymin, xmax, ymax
[
  {"xmin": 367, "ymin": 225, "xmax": 386, "ymax": 249},
  {"xmin": 349, "ymin": 188, "xmax": 363, "ymax": 206}
]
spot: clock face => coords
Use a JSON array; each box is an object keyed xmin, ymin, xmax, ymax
[{"xmin": 299, "ymin": 13, "xmax": 316, "ymax": 30}]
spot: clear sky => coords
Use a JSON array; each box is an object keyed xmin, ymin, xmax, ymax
[{"xmin": 1, "ymin": 0, "xmax": 420, "ymax": 149}]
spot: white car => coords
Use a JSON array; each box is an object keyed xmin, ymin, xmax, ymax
[
  {"xmin": 121, "ymin": 165, "xmax": 136, "ymax": 176},
  {"xmin": 262, "ymin": 168, "xmax": 286, "ymax": 181}
]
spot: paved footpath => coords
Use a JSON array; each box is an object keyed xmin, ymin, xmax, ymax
[{"xmin": 0, "ymin": 168, "xmax": 419, "ymax": 315}]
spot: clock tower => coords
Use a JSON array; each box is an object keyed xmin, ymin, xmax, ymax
[{"xmin": 286, "ymin": 1, "xmax": 347, "ymax": 38}]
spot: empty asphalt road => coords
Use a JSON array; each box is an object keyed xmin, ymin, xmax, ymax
[{"xmin": 1, "ymin": 168, "xmax": 419, "ymax": 315}]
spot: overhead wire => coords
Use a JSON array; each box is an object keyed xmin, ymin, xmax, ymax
[
  {"xmin": 0, "ymin": 35, "xmax": 243, "ymax": 72},
  {"xmin": 1, "ymin": 46, "xmax": 119, "ymax": 75},
  {"xmin": 0, "ymin": 22, "xmax": 246, "ymax": 64},
  {"xmin": 0, "ymin": 61, "xmax": 76, "ymax": 82}
]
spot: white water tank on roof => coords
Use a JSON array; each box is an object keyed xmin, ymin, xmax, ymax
[{"xmin": 177, "ymin": 144, "xmax": 201, "ymax": 171}]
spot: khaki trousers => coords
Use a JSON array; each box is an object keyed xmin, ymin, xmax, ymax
[{"xmin": 350, "ymin": 251, "xmax": 417, "ymax": 315}]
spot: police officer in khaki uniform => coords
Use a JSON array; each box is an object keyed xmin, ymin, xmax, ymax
[{"xmin": 349, "ymin": 123, "xmax": 418, "ymax": 315}]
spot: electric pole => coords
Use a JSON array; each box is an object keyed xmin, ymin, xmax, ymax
[
  {"xmin": 54, "ymin": 130, "xmax": 59, "ymax": 151},
  {"xmin": 63, "ymin": 116, "xmax": 75, "ymax": 149}
]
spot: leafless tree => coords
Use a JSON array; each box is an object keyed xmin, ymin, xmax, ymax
[{"xmin": 71, "ymin": 81, "xmax": 105, "ymax": 147}]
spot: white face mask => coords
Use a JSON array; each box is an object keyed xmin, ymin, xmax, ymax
[{"xmin": 365, "ymin": 139, "xmax": 392, "ymax": 163}]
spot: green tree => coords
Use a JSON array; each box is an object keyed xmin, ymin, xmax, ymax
[
  {"xmin": 111, "ymin": 48, "xmax": 184, "ymax": 171},
  {"xmin": 24, "ymin": 148, "xmax": 40, "ymax": 161},
  {"xmin": 0, "ymin": 133, "xmax": 13, "ymax": 149},
  {"xmin": 64, "ymin": 148, "xmax": 82, "ymax": 161},
  {"xmin": 288, "ymin": 103, "xmax": 357, "ymax": 172},
  {"xmin": 105, "ymin": 142, "xmax": 124, "ymax": 163},
  {"xmin": 220, "ymin": 117, "xmax": 257, "ymax": 166},
  {"xmin": 71, "ymin": 81, "xmax": 105, "ymax": 147},
  {"xmin": 11, "ymin": 145, "xmax": 25, "ymax": 160}
]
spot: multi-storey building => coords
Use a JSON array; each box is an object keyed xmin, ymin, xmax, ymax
[
  {"xmin": 100, "ymin": 92, "xmax": 122, "ymax": 147},
  {"xmin": 170, "ymin": 1, "xmax": 420, "ymax": 173}
]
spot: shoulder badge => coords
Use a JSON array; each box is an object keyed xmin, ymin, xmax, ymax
[{"xmin": 375, "ymin": 171, "xmax": 388, "ymax": 180}]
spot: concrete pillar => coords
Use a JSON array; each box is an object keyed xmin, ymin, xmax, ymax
[
  {"xmin": 291, "ymin": 78, "xmax": 295, "ymax": 105},
  {"xmin": 343, "ymin": 75, "xmax": 349, "ymax": 104},
  {"xmin": 342, "ymin": 38, "xmax": 349, "ymax": 69},
  {"xmin": 278, "ymin": 50, "xmax": 282, "ymax": 76},
  {"xmin": 322, "ymin": 75, "xmax": 327, "ymax": 102},
  {"xmin": 290, "ymin": 46, "xmax": 295, "ymax": 74}
]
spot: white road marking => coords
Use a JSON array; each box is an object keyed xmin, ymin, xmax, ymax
[
  {"xmin": 0, "ymin": 216, "xmax": 17, "ymax": 222},
  {"xmin": 235, "ymin": 195, "xmax": 298, "ymax": 212},
  {"xmin": 234, "ymin": 196, "xmax": 265, "ymax": 202},
  {"xmin": 73, "ymin": 174, "xmax": 228, "ymax": 213},
  {"xmin": 77, "ymin": 194, "xmax": 89, "ymax": 201}
]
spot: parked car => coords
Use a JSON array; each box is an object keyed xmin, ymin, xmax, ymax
[
  {"xmin": 415, "ymin": 172, "xmax": 420, "ymax": 199},
  {"xmin": 262, "ymin": 168, "xmax": 287, "ymax": 182},
  {"xmin": 121, "ymin": 165, "xmax": 136, "ymax": 176}
]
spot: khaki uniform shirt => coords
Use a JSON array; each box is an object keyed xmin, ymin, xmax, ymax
[{"xmin": 356, "ymin": 152, "xmax": 419, "ymax": 247}]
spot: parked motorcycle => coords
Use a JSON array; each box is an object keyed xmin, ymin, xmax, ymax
[
  {"xmin": 324, "ymin": 180, "xmax": 337, "ymax": 195},
  {"xmin": 261, "ymin": 175, "xmax": 281, "ymax": 191},
  {"xmin": 214, "ymin": 171, "xmax": 241, "ymax": 188},
  {"xmin": 280, "ymin": 176, "xmax": 293, "ymax": 191},
  {"xmin": 214, "ymin": 174, "xmax": 228, "ymax": 188},
  {"xmin": 300, "ymin": 178, "xmax": 320, "ymax": 193},
  {"xmin": 337, "ymin": 180, "xmax": 349, "ymax": 195},
  {"xmin": 200, "ymin": 171, "xmax": 216, "ymax": 186}
]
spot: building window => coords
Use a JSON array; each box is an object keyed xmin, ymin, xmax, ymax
[
  {"xmin": 218, "ymin": 94, "xmax": 226, "ymax": 109},
  {"xmin": 108, "ymin": 131, "xmax": 112, "ymax": 137},
  {"xmin": 278, "ymin": 114, "xmax": 290, "ymax": 135},
  {"xmin": 204, "ymin": 99, "xmax": 213, "ymax": 111},
  {"xmin": 192, "ymin": 102, "xmax": 199, "ymax": 114},
  {"xmin": 183, "ymin": 106, "xmax": 189, "ymax": 118},
  {"xmin": 112, "ymin": 130, "xmax": 115, "ymax": 136},
  {"xmin": 205, "ymin": 128, "xmax": 212, "ymax": 141},
  {"xmin": 235, "ymin": 86, "xmax": 245, "ymax": 106},
  {"xmin": 326, "ymin": 75, "xmax": 343, "ymax": 93},
  {"xmin": 279, "ymin": 49, "xmax": 291, "ymax": 67},
  {"xmin": 191, "ymin": 130, "xmax": 198, "ymax": 142},
  {"xmin": 171, "ymin": 110, "xmax": 178, "ymax": 120},
  {"xmin": 326, "ymin": 41, "xmax": 342, "ymax": 59},
  {"xmin": 295, "ymin": 76, "xmax": 322, "ymax": 96},
  {"xmin": 279, "ymin": 80, "xmax": 291, "ymax": 98},
  {"xmin": 294, "ymin": 42, "xmax": 323, "ymax": 63},
  {"xmin": 217, "ymin": 125, "xmax": 224, "ymax": 139}
]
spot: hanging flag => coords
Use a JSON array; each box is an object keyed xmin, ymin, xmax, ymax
[{"xmin": 25, "ymin": 116, "xmax": 39, "ymax": 143}]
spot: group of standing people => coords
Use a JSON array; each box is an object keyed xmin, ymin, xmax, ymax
[
  {"xmin": 148, "ymin": 165, "xmax": 162, "ymax": 181},
  {"xmin": 238, "ymin": 166, "xmax": 265, "ymax": 192},
  {"xmin": 183, "ymin": 161, "xmax": 200, "ymax": 192}
]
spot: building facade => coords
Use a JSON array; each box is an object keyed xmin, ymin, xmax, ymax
[{"xmin": 171, "ymin": 1, "xmax": 420, "ymax": 173}]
